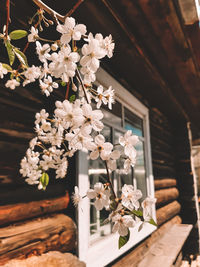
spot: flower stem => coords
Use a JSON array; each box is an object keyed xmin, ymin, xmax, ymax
[
  {"xmin": 65, "ymin": 81, "xmax": 70, "ymax": 100},
  {"xmin": 104, "ymin": 160, "xmax": 116, "ymax": 199},
  {"xmin": 76, "ymin": 69, "xmax": 90, "ymax": 104}
]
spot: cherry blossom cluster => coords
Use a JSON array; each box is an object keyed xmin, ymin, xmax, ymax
[
  {"xmin": 20, "ymin": 98, "xmax": 139, "ymax": 190},
  {"xmin": 0, "ymin": 17, "xmax": 115, "ymax": 109},
  {"xmin": 0, "ymin": 9, "xmax": 157, "ymax": 248},
  {"xmin": 72, "ymin": 183, "xmax": 156, "ymax": 238}
]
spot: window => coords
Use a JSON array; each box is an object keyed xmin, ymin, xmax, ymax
[{"xmin": 78, "ymin": 68, "xmax": 156, "ymax": 267}]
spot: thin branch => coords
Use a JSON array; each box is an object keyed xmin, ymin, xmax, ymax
[
  {"xmin": 76, "ymin": 69, "xmax": 90, "ymax": 104},
  {"xmin": 105, "ymin": 161, "xmax": 116, "ymax": 199},
  {"xmin": 65, "ymin": 81, "xmax": 70, "ymax": 100},
  {"xmin": 32, "ymin": 0, "xmax": 85, "ymax": 23},
  {"xmin": 64, "ymin": 0, "xmax": 85, "ymax": 19},
  {"xmin": 5, "ymin": 0, "xmax": 10, "ymax": 37},
  {"xmin": 32, "ymin": 0, "xmax": 65, "ymax": 22}
]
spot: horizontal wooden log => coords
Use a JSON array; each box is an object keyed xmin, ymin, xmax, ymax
[
  {"xmin": 155, "ymin": 187, "xmax": 179, "ymax": 205},
  {"xmin": 154, "ymin": 178, "xmax": 177, "ymax": 189},
  {"xmin": 0, "ymin": 192, "xmax": 69, "ymax": 226},
  {"xmin": 0, "ymin": 214, "xmax": 76, "ymax": 265},
  {"xmin": 0, "ymin": 184, "xmax": 67, "ymax": 205},
  {"xmin": 112, "ymin": 215, "xmax": 182, "ymax": 267},
  {"xmin": 156, "ymin": 201, "xmax": 181, "ymax": 226}
]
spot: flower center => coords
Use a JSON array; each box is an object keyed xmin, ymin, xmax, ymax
[
  {"xmin": 85, "ymin": 117, "xmax": 91, "ymax": 123},
  {"xmin": 97, "ymin": 193, "xmax": 102, "ymax": 199},
  {"xmin": 97, "ymin": 145, "xmax": 103, "ymax": 151}
]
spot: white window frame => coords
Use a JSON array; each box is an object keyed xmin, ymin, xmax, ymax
[{"xmin": 78, "ymin": 68, "xmax": 156, "ymax": 267}]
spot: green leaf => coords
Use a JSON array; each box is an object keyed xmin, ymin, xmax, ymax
[
  {"xmin": 40, "ymin": 172, "xmax": 49, "ymax": 190},
  {"xmin": 69, "ymin": 94, "xmax": 76, "ymax": 102},
  {"xmin": 131, "ymin": 209, "xmax": 143, "ymax": 217},
  {"xmin": 148, "ymin": 218, "xmax": 157, "ymax": 227},
  {"xmin": 2, "ymin": 63, "xmax": 12, "ymax": 71},
  {"xmin": 14, "ymin": 48, "xmax": 28, "ymax": 67},
  {"xmin": 5, "ymin": 41, "xmax": 15, "ymax": 66},
  {"xmin": 9, "ymin": 30, "xmax": 28, "ymax": 40},
  {"xmin": 118, "ymin": 229, "xmax": 130, "ymax": 249}
]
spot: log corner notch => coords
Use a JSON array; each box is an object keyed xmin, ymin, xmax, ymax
[
  {"xmin": 0, "ymin": 213, "xmax": 76, "ymax": 265},
  {"xmin": 0, "ymin": 192, "xmax": 70, "ymax": 226},
  {"xmin": 178, "ymin": 0, "xmax": 200, "ymax": 25}
]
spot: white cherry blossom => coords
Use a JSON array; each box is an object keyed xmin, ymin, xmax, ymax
[
  {"xmin": 72, "ymin": 186, "xmax": 82, "ymax": 207},
  {"xmin": 82, "ymin": 103, "xmax": 104, "ymax": 132},
  {"xmin": 39, "ymin": 76, "xmax": 58, "ymax": 97},
  {"xmin": 89, "ymin": 134, "xmax": 113, "ymax": 160},
  {"xmin": 80, "ymin": 36, "xmax": 106, "ymax": 72},
  {"xmin": 121, "ymin": 184, "xmax": 142, "ymax": 210},
  {"xmin": 0, "ymin": 63, "xmax": 8, "ymax": 78},
  {"xmin": 57, "ymin": 17, "xmax": 87, "ymax": 44},
  {"xmin": 28, "ymin": 26, "xmax": 39, "ymax": 42},
  {"xmin": 142, "ymin": 197, "xmax": 156, "ymax": 221},
  {"xmin": 23, "ymin": 65, "xmax": 41, "ymax": 85},
  {"xmin": 87, "ymin": 182, "xmax": 110, "ymax": 210},
  {"xmin": 5, "ymin": 79, "xmax": 20, "ymax": 90},
  {"xmin": 112, "ymin": 214, "xmax": 135, "ymax": 236},
  {"xmin": 119, "ymin": 130, "xmax": 139, "ymax": 157},
  {"xmin": 36, "ymin": 41, "xmax": 51, "ymax": 63}
]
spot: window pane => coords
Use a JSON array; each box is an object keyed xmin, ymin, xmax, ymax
[
  {"xmin": 102, "ymin": 100, "xmax": 122, "ymax": 128},
  {"xmin": 124, "ymin": 107, "xmax": 144, "ymax": 137}
]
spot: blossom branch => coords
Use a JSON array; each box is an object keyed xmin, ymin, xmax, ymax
[
  {"xmin": 32, "ymin": 0, "xmax": 85, "ymax": 23},
  {"xmin": 32, "ymin": 0, "xmax": 65, "ymax": 22}
]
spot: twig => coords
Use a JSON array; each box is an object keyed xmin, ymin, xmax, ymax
[
  {"xmin": 64, "ymin": 0, "xmax": 85, "ymax": 19},
  {"xmin": 76, "ymin": 69, "xmax": 90, "ymax": 104},
  {"xmin": 32, "ymin": 0, "xmax": 65, "ymax": 22},
  {"xmin": 65, "ymin": 81, "xmax": 70, "ymax": 100},
  {"xmin": 105, "ymin": 161, "xmax": 116, "ymax": 199},
  {"xmin": 5, "ymin": 0, "xmax": 10, "ymax": 37},
  {"xmin": 32, "ymin": 0, "xmax": 85, "ymax": 23}
]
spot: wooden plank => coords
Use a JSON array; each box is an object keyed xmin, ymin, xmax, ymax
[
  {"xmin": 0, "ymin": 214, "xmax": 76, "ymax": 265},
  {"xmin": 156, "ymin": 201, "xmax": 181, "ymax": 225},
  {"xmin": 112, "ymin": 215, "xmax": 182, "ymax": 267},
  {"xmin": 154, "ymin": 178, "xmax": 177, "ymax": 189},
  {"xmin": 138, "ymin": 224, "xmax": 193, "ymax": 267},
  {"xmin": 0, "ymin": 192, "xmax": 69, "ymax": 226},
  {"xmin": 155, "ymin": 187, "xmax": 179, "ymax": 205}
]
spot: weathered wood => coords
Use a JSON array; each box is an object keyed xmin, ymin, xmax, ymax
[
  {"xmin": 156, "ymin": 200, "xmax": 181, "ymax": 226},
  {"xmin": 0, "ymin": 192, "xmax": 69, "ymax": 226},
  {"xmin": 112, "ymin": 215, "xmax": 182, "ymax": 267},
  {"xmin": 155, "ymin": 187, "xmax": 179, "ymax": 205},
  {"xmin": 0, "ymin": 214, "xmax": 76, "ymax": 265},
  {"xmin": 154, "ymin": 178, "xmax": 177, "ymax": 189},
  {"xmin": 138, "ymin": 224, "xmax": 193, "ymax": 267}
]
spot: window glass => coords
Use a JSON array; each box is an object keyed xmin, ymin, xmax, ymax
[
  {"xmin": 124, "ymin": 107, "xmax": 144, "ymax": 137},
  {"xmin": 102, "ymin": 100, "xmax": 122, "ymax": 128}
]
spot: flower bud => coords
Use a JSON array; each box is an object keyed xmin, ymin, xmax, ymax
[{"xmin": 51, "ymin": 43, "xmax": 58, "ymax": 51}]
